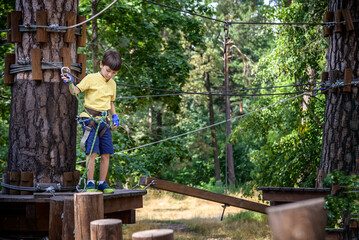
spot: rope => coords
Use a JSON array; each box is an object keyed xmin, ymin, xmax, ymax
[
  {"xmin": 142, "ymin": 0, "xmax": 355, "ymax": 26},
  {"xmin": 1, "ymin": 182, "xmax": 77, "ymax": 192}
]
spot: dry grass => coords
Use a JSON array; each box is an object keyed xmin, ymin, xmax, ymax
[{"xmin": 123, "ymin": 189, "xmax": 272, "ymax": 240}]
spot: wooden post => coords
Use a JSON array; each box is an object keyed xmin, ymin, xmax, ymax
[
  {"xmin": 4, "ymin": 53, "xmax": 15, "ymax": 86},
  {"xmin": 342, "ymin": 9, "xmax": 354, "ymax": 32},
  {"xmin": 64, "ymin": 12, "xmax": 76, "ymax": 43},
  {"xmin": 323, "ymin": 11, "xmax": 334, "ymax": 37},
  {"xmin": 49, "ymin": 196, "xmax": 65, "ymax": 240},
  {"xmin": 31, "ymin": 48, "xmax": 43, "ymax": 81},
  {"xmin": 132, "ymin": 229, "xmax": 174, "ymax": 240},
  {"xmin": 74, "ymin": 192, "xmax": 104, "ymax": 240},
  {"xmin": 9, "ymin": 171, "xmax": 20, "ymax": 195},
  {"xmin": 61, "ymin": 48, "xmax": 71, "ymax": 70},
  {"xmin": 343, "ymin": 68, "xmax": 352, "ymax": 93},
  {"xmin": 334, "ymin": 10, "xmax": 343, "ymax": 33},
  {"xmin": 20, "ymin": 171, "xmax": 33, "ymax": 195},
  {"xmin": 77, "ymin": 16, "xmax": 87, "ymax": 47},
  {"xmin": 77, "ymin": 54, "xmax": 87, "ymax": 82},
  {"xmin": 11, "ymin": 11, "xmax": 22, "ymax": 42},
  {"xmin": 90, "ymin": 219, "xmax": 123, "ymax": 240},
  {"xmin": 7, "ymin": 12, "xmax": 11, "ymax": 42},
  {"xmin": 267, "ymin": 198, "xmax": 326, "ymax": 240},
  {"xmin": 73, "ymin": 170, "xmax": 80, "ymax": 186},
  {"xmin": 63, "ymin": 172, "xmax": 74, "ymax": 187},
  {"xmin": 62, "ymin": 197, "xmax": 75, "ymax": 240},
  {"xmin": 36, "ymin": 10, "xmax": 47, "ymax": 43},
  {"xmin": 2, "ymin": 167, "xmax": 9, "ymax": 194}
]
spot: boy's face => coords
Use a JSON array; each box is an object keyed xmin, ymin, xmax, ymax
[{"xmin": 100, "ymin": 61, "xmax": 118, "ymax": 81}]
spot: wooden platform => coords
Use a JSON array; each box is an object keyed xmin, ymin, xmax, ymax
[
  {"xmin": 257, "ymin": 187, "xmax": 331, "ymax": 206},
  {"xmin": 0, "ymin": 189, "xmax": 146, "ymax": 239}
]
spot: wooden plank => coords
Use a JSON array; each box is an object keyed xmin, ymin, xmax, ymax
[
  {"xmin": 60, "ymin": 47, "xmax": 71, "ymax": 69},
  {"xmin": 343, "ymin": 68, "xmax": 352, "ymax": 93},
  {"xmin": 62, "ymin": 197, "xmax": 75, "ymax": 240},
  {"xmin": 7, "ymin": 12, "xmax": 11, "ymax": 42},
  {"xmin": 36, "ymin": 10, "xmax": 47, "ymax": 42},
  {"xmin": 4, "ymin": 53, "xmax": 15, "ymax": 86},
  {"xmin": 11, "ymin": 11, "xmax": 22, "ymax": 42},
  {"xmin": 20, "ymin": 172, "xmax": 33, "ymax": 195},
  {"xmin": 31, "ymin": 49, "xmax": 43, "ymax": 81},
  {"xmin": 77, "ymin": 54, "xmax": 87, "ymax": 82},
  {"xmin": 105, "ymin": 209, "xmax": 136, "ymax": 224},
  {"xmin": 323, "ymin": 11, "xmax": 333, "ymax": 37},
  {"xmin": 260, "ymin": 190, "xmax": 330, "ymax": 203},
  {"xmin": 64, "ymin": 12, "xmax": 76, "ymax": 43},
  {"xmin": 267, "ymin": 198, "xmax": 326, "ymax": 240},
  {"xmin": 49, "ymin": 196, "xmax": 65, "ymax": 240},
  {"xmin": 141, "ymin": 177, "xmax": 268, "ymax": 214},
  {"xmin": 104, "ymin": 195, "xmax": 143, "ymax": 213},
  {"xmin": 9, "ymin": 171, "xmax": 20, "ymax": 195},
  {"xmin": 342, "ymin": 9, "xmax": 354, "ymax": 32},
  {"xmin": 77, "ymin": 16, "xmax": 87, "ymax": 47},
  {"xmin": 334, "ymin": 10, "xmax": 343, "ymax": 33}
]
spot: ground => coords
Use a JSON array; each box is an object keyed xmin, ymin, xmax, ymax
[{"xmin": 122, "ymin": 189, "xmax": 272, "ymax": 240}]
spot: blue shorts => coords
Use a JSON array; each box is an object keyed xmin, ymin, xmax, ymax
[{"xmin": 82, "ymin": 118, "xmax": 114, "ymax": 155}]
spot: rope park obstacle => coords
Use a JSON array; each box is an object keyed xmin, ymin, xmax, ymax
[{"xmin": 1, "ymin": 0, "xmax": 359, "ymax": 239}]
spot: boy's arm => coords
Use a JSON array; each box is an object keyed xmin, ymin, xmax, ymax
[{"xmin": 68, "ymin": 83, "xmax": 81, "ymax": 95}]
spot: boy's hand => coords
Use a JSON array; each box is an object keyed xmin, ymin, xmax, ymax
[
  {"xmin": 61, "ymin": 73, "xmax": 74, "ymax": 85},
  {"xmin": 112, "ymin": 114, "xmax": 119, "ymax": 129}
]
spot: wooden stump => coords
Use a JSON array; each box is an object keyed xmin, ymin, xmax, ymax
[
  {"xmin": 132, "ymin": 229, "xmax": 174, "ymax": 240},
  {"xmin": 74, "ymin": 192, "xmax": 104, "ymax": 240},
  {"xmin": 62, "ymin": 197, "xmax": 75, "ymax": 240},
  {"xmin": 90, "ymin": 219, "xmax": 123, "ymax": 240},
  {"xmin": 49, "ymin": 196, "xmax": 65, "ymax": 240},
  {"xmin": 267, "ymin": 198, "xmax": 326, "ymax": 240}
]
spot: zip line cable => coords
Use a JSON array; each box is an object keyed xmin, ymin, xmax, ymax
[{"xmin": 77, "ymin": 91, "xmax": 309, "ymax": 163}]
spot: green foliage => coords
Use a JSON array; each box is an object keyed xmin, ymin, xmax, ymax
[
  {"xmin": 323, "ymin": 171, "xmax": 359, "ymax": 228},
  {"xmin": 225, "ymin": 211, "xmax": 266, "ymax": 224}
]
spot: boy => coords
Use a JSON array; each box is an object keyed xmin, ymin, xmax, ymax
[{"xmin": 62, "ymin": 50, "xmax": 121, "ymax": 193}]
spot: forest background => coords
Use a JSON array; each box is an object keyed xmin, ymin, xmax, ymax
[{"xmin": 0, "ymin": 0, "xmax": 328, "ymax": 197}]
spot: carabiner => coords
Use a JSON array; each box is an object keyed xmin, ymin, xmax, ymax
[{"xmin": 61, "ymin": 66, "xmax": 71, "ymax": 76}]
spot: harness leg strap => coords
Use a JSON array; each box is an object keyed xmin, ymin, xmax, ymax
[{"xmin": 80, "ymin": 125, "xmax": 92, "ymax": 152}]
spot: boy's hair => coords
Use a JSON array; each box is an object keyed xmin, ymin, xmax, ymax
[{"xmin": 101, "ymin": 50, "xmax": 122, "ymax": 71}]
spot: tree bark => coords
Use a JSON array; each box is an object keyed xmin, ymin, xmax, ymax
[
  {"xmin": 204, "ymin": 72, "xmax": 221, "ymax": 181},
  {"xmin": 224, "ymin": 36, "xmax": 236, "ymax": 186},
  {"xmin": 8, "ymin": 0, "xmax": 78, "ymax": 184},
  {"xmin": 318, "ymin": 0, "xmax": 359, "ymax": 186}
]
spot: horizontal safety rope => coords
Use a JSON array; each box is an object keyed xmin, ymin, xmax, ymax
[
  {"xmin": 1, "ymin": 182, "xmax": 77, "ymax": 192},
  {"xmin": 77, "ymin": 91, "xmax": 310, "ymax": 163},
  {"xmin": 18, "ymin": 24, "xmax": 82, "ymax": 35},
  {"xmin": 10, "ymin": 62, "xmax": 82, "ymax": 75}
]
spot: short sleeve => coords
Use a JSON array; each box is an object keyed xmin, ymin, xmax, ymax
[
  {"xmin": 76, "ymin": 75, "xmax": 91, "ymax": 92},
  {"xmin": 111, "ymin": 81, "xmax": 116, "ymax": 101}
]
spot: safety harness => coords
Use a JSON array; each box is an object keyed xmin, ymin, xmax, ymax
[{"xmin": 79, "ymin": 107, "xmax": 111, "ymax": 152}]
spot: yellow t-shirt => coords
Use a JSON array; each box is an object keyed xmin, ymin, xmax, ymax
[{"xmin": 77, "ymin": 72, "xmax": 116, "ymax": 118}]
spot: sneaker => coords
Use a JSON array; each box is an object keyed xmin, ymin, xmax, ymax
[
  {"xmin": 97, "ymin": 182, "xmax": 114, "ymax": 194},
  {"xmin": 86, "ymin": 181, "xmax": 96, "ymax": 192}
]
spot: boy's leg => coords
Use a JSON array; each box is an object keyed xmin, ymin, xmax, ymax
[
  {"xmin": 86, "ymin": 152, "xmax": 98, "ymax": 180},
  {"xmin": 99, "ymin": 154, "xmax": 110, "ymax": 182}
]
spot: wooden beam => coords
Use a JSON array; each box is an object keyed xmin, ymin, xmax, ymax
[
  {"xmin": 49, "ymin": 196, "xmax": 65, "ymax": 240},
  {"xmin": 104, "ymin": 195, "xmax": 142, "ymax": 213},
  {"xmin": 20, "ymin": 172, "xmax": 33, "ymax": 195},
  {"xmin": 105, "ymin": 209, "xmax": 136, "ymax": 224},
  {"xmin": 132, "ymin": 229, "xmax": 174, "ymax": 240},
  {"xmin": 140, "ymin": 177, "xmax": 268, "ymax": 214},
  {"xmin": 4, "ymin": 53, "xmax": 15, "ymax": 86},
  {"xmin": 77, "ymin": 16, "xmax": 87, "ymax": 47},
  {"xmin": 11, "ymin": 11, "xmax": 22, "ymax": 42},
  {"xmin": 62, "ymin": 197, "xmax": 75, "ymax": 240},
  {"xmin": 31, "ymin": 49, "xmax": 43, "ymax": 81},
  {"xmin": 267, "ymin": 198, "xmax": 326, "ymax": 240},
  {"xmin": 64, "ymin": 12, "xmax": 76, "ymax": 43}
]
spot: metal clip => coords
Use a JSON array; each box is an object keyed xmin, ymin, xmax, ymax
[{"xmin": 61, "ymin": 66, "xmax": 71, "ymax": 76}]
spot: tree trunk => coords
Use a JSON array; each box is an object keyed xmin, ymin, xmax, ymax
[
  {"xmin": 156, "ymin": 110, "xmax": 162, "ymax": 137},
  {"xmin": 224, "ymin": 36, "xmax": 236, "ymax": 186},
  {"xmin": 8, "ymin": 0, "xmax": 78, "ymax": 184},
  {"xmin": 318, "ymin": 0, "xmax": 359, "ymax": 186},
  {"xmin": 204, "ymin": 72, "xmax": 221, "ymax": 181},
  {"xmin": 91, "ymin": 0, "xmax": 99, "ymax": 72}
]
